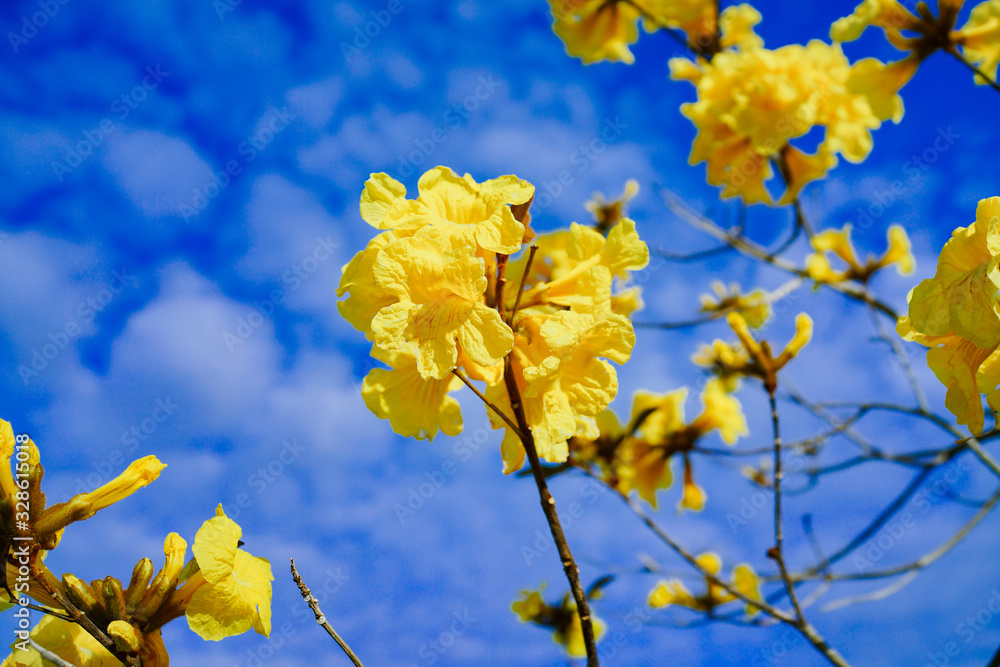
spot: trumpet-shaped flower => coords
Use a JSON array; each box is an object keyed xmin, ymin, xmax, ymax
[
  {"xmin": 337, "ymin": 231, "xmax": 398, "ymax": 339},
  {"xmin": 362, "ymin": 344, "xmax": 464, "ymax": 440},
  {"xmin": 370, "ymin": 233, "xmax": 514, "ymax": 380},
  {"xmin": 806, "ymin": 223, "xmax": 915, "ymax": 284},
  {"xmin": 648, "ymin": 553, "xmax": 762, "ymax": 616},
  {"xmin": 898, "ymin": 197, "xmax": 1000, "ymax": 434},
  {"xmin": 185, "ymin": 506, "xmax": 273, "ymax": 641},
  {"xmin": 549, "ymin": 0, "xmax": 644, "ymax": 64}
]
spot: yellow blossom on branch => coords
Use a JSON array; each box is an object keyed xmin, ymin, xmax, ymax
[
  {"xmin": 954, "ymin": 1, "xmax": 1000, "ymax": 85},
  {"xmin": 805, "ymin": 223, "xmax": 915, "ymax": 284},
  {"xmin": 648, "ymin": 552, "xmax": 762, "ymax": 616},
  {"xmin": 699, "ymin": 281, "xmax": 772, "ymax": 328},
  {"xmin": 898, "ymin": 196, "xmax": 1000, "ymax": 434},
  {"xmin": 672, "ymin": 8, "xmax": 913, "ymax": 205},
  {"xmin": 511, "ymin": 583, "xmax": 607, "ymax": 658}
]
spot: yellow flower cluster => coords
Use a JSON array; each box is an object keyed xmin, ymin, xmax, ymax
[
  {"xmin": 832, "ymin": 0, "xmax": 1000, "ymax": 86},
  {"xmin": 648, "ymin": 552, "xmax": 762, "ymax": 616},
  {"xmin": 805, "ymin": 223, "xmax": 915, "ymax": 284},
  {"xmin": 671, "ymin": 6, "xmax": 913, "ymax": 205},
  {"xmin": 340, "ymin": 166, "xmax": 649, "ymax": 474},
  {"xmin": 511, "ymin": 583, "xmax": 607, "ymax": 658},
  {"xmin": 0, "ymin": 421, "xmax": 273, "ymax": 665},
  {"xmin": 898, "ymin": 196, "xmax": 1000, "ymax": 435},
  {"xmin": 570, "ymin": 377, "xmax": 747, "ymax": 511},
  {"xmin": 699, "ymin": 281, "xmax": 772, "ymax": 328},
  {"xmin": 548, "ymin": 0, "xmax": 718, "ymax": 64}
]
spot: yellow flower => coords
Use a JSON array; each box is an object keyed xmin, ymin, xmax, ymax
[
  {"xmin": 672, "ymin": 32, "xmax": 909, "ymax": 204},
  {"xmin": 699, "ymin": 281, "xmax": 772, "ymax": 328},
  {"xmin": 727, "ymin": 312, "xmax": 813, "ymax": 391},
  {"xmin": 488, "ymin": 310, "xmax": 635, "ymax": 472},
  {"xmin": 830, "ymin": 0, "xmax": 921, "ymax": 46},
  {"xmin": 648, "ymin": 553, "xmax": 761, "ymax": 615},
  {"xmin": 585, "ymin": 179, "xmax": 639, "ymax": 232},
  {"xmin": 719, "ymin": 3, "xmax": 763, "ymax": 50},
  {"xmin": 898, "ymin": 197, "xmax": 1000, "ymax": 434},
  {"xmin": 370, "ymin": 233, "xmax": 514, "ymax": 380},
  {"xmin": 955, "ymin": 0, "xmax": 1000, "ymax": 84},
  {"xmin": 2, "ymin": 615, "xmax": 120, "ymax": 667},
  {"xmin": 549, "ymin": 0, "xmax": 644, "ymax": 64},
  {"xmin": 618, "ymin": 379, "xmax": 746, "ymax": 509},
  {"xmin": 513, "ymin": 219, "xmax": 649, "ymax": 315},
  {"xmin": 692, "ymin": 339, "xmax": 751, "ymax": 391},
  {"xmin": 511, "ymin": 584, "xmax": 606, "ymax": 658},
  {"xmin": 359, "ymin": 167, "xmax": 533, "ymax": 255},
  {"xmin": 337, "ymin": 231, "xmax": 398, "ymax": 339},
  {"xmin": 805, "ymin": 223, "xmax": 915, "ymax": 284},
  {"xmin": 185, "ymin": 506, "xmax": 273, "ymax": 641},
  {"xmin": 362, "ymin": 343, "xmax": 464, "ymax": 440},
  {"xmin": 30, "ymin": 450, "xmax": 166, "ymax": 541}
]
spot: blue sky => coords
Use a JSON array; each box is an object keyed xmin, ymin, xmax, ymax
[{"xmin": 2, "ymin": 0, "xmax": 1000, "ymax": 665}]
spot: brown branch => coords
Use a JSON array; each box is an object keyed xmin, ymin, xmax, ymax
[
  {"xmin": 945, "ymin": 45, "xmax": 1000, "ymax": 95},
  {"xmin": 503, "ymin": 356, "xmax": 599, "ymax": 666},
  {"xmin": 290, "ymin": 559, "xmax": 364, "ymax": 667}
]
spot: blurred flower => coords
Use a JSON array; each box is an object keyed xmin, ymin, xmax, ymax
[
  {"xmin": 586, "ymin": 179, "xmax": 639, "ymax": 233},
  {"xmin": 726, "ymin": 312, "xmax": 813, "ymax": 391},
  {"xmin": 671, "ymin": 15, "xmax": 911, "ymax": 204},
  {"xmin": 954, "ymin": 1, "xmax": 1000, "ymax": 85},
  {"xmin": 617, "ymin": 378, "xmax": 747, "ymax": 509},
  {"xmin": 649, "ymin": 552, "xmax": 762, "ymax": 616},
  {"xmin": 805, "ymin": 224, "xmax": 915, "ymax": 284},
  {"xmin": 511, "ymin": 583, "xmax": 606, "ymax": 658},
  {"xmin": 700, "ymin": 281, "xmax": 772, "ymax": 328}
]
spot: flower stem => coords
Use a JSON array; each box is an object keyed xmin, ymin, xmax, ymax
[{"xmin": 290, "ymin": 559, "xmax": 365, "ymax": 667}]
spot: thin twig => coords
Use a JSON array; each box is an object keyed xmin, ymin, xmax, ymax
[
  {"xmin": 290, "ymin": 559, "xmax": 365, "ymax": 667},
  {"xmin": 508, "ymin": 245, "xmax": 538, "ymax": 326},
  {"xmin": 451, "ymin": 368, "xmax": 525, "ymax": 441},
  {"xmin": 767, "ymin": 389, "xmax": 805, "ymax": 624},
  {"xmin": 946, "ymin": 46, "xmax": 1000, "ymax": 95},
  {"xmin": 503, "ymin": 355, "xmax": 600, "ymax": 666}
]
